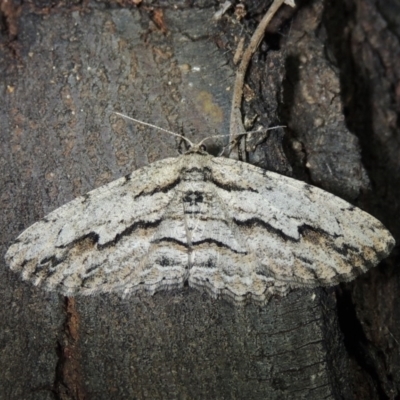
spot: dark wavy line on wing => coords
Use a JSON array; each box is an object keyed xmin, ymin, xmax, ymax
[
  {"xmin": 153, "ymin": 237, "xmax": 248, "ymax": 255},
  {"xmin": 133, "ymin": 177, "xmax": 181, "ymax": 199}
]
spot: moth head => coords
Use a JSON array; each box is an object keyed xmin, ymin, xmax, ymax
[
  {"xmin": 184, "ymin": 143, "xmax": 208, "ymax": 155},
  {"xmin": 184, "ymin": 139, "xmax": 224, "ymax": 156}
]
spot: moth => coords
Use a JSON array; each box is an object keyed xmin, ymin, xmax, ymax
[{"xmin": 5, "ymin": 118, "xmax": 395, "ymax": 303}]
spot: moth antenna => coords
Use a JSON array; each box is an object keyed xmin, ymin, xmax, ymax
[
  {"xmin": 197, "ymin": 125, "xmax": 287, "ymax": 148},
  {"xmin": 114, "ymin": 112, "xmax": 194, "ymax": 148}
]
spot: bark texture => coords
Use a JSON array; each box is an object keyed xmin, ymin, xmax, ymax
[{"xmin": 0, "ymin": 0, "xmax": 398, "ymax": 399}]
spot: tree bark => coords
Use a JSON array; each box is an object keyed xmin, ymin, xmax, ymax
[{"xmin": 0, "ymin": 1, "xmax": 398, "ymax": 399}]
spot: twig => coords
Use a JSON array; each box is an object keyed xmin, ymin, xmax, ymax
[{"xmin": 229, "ymin": 0, "xmax": 295, "ymax": 159}]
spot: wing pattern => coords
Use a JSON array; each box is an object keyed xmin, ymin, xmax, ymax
[{"xmin": 5, "ymin": 152, "xmax": 395, "ymax": 302}]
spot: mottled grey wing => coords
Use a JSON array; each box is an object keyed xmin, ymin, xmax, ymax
[
  {"xmin": 205, "ymin": 157, "xmax": 394, "ymax": 296},
  {"xmin": 5, "ymin": 157, "xmax": 186, "ymax": 296}
]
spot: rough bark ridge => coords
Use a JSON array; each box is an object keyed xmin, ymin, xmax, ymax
[{"xmin": 0, "ymin": 0, "xmax": 398, "ymax": 399}]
